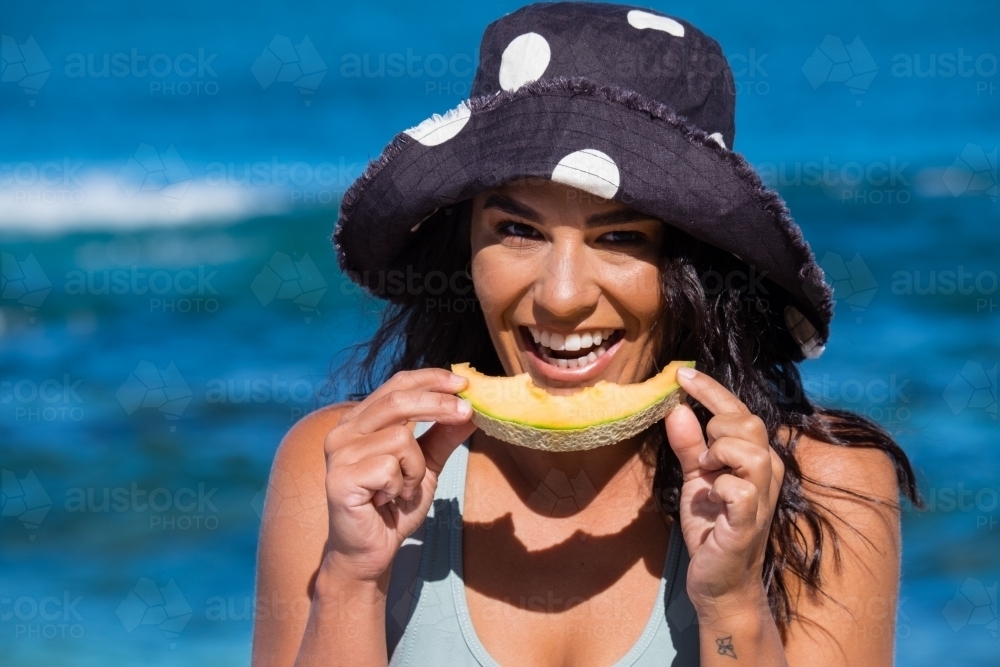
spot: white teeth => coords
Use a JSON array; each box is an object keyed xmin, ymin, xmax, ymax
[
  {"xmin": 540, "ymin": 348, "xmax": 600, "ymax": 369},
  {"xmin": 526, "ymin": 328, "xmax": 621, "ymax": 351},
  {"xmin": 529, "ymin": 327, "xmax": 623, "ymax": 370}
]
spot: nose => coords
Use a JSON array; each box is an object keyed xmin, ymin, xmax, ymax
[{"xmin": 532, "ymin": 237, "xmax": 600, "ymax": 319}]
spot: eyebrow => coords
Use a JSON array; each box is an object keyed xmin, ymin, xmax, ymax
[
  {"xmin": 483, "ymin": 193, "xmax": 542, "ymax": 221},
  {"xmin": 482, "ymin": 193, "xmax": 658, "ymax": 227},
  {"xmin": 586, "ymin": 208, "xmax": 658, "ymax": 226}
]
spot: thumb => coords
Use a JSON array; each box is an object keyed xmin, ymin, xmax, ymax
[
  {"xmin": 418, "ymin": 419, "xmax": 478, "ymax": 477},
  {"xmin": 665, "ymin": 403, "xmax": 708, "ymax": 482}
]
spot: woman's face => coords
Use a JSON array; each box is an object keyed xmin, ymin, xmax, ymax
[{"xmin": 469, "ymin": 179, "xmax": 665, "ymax": 391}]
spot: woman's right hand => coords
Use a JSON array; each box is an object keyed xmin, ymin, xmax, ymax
[{"xmin": 321, "ymin": 368, "xmax": 477, "ymax": 585}]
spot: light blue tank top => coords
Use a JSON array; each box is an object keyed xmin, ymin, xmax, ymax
[{"xmin": 384, "ymin": 422, "xmax": 701, "ymax": 666}]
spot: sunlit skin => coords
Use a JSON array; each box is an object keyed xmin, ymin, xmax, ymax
[{"xmin": 251, "ymin": 176, "xmax": 902, "ymax": 667}]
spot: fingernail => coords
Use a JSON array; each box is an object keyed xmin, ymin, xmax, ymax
[
  {"xmin": 677, "ymin": 367, "xmax": 696, "ymax": 381},
  {"xmin": 457, "ymin": 398, "xmax": 472, "ymax": 417},
  {"xmin": 698, "ymin": 450, "xmax": 708, "ymax": 465},
  {"xmin": 449, "ymin": 372, "xmax": 467, "ymax": 386}
]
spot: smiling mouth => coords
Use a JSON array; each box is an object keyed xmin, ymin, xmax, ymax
[{"xmin": 521, "ymin": 326, "xmax": 625, "ymax": 369}]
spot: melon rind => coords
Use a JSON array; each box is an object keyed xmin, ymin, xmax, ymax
[{"xmin": 462, "ymin": 374, "xmax": 689, "ymax": 453}]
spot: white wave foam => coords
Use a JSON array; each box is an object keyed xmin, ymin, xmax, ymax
[{"xmin": 0, "ymin": 174, "xmax": 295, "ymax": 235}]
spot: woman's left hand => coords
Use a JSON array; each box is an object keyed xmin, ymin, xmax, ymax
[{"xmin": 666, "ymin": 367, "xmax": 785, "ymax": 615}]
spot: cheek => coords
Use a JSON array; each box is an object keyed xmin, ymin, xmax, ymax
[
  {"xmin": 470, "ymin": 248, "xmax": 529, "ymax": 319},
  {"xmin": 601, "ymin": 262, "xmax": 662, "ymax": 328}
]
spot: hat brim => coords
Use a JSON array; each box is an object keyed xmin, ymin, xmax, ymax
[{"xmin": 334, "ymin": 76, "xmax": 832, "ymax": 360}]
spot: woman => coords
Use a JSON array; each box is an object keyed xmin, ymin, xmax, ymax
[{"xmin": 253, "ymin": 3, "xmax": 920, "ymax": 665}]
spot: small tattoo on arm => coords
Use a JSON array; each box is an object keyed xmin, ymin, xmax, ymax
[{"xmin": 716, "ymin": 635, "xmax": 737, "ymax": 659}]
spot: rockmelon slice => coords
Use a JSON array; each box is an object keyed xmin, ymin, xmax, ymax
[{"xmin": 450, "ymin": 360, "xmax": 694, "ymax": 452}]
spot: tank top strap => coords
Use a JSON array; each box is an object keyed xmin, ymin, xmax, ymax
[{"xmin": 387, "ymin": 421, "xmax": 471, "ymax": 663}]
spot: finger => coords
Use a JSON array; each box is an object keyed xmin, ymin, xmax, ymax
[
  {"xmin": 707, "ymin": 474, "xmax": 759, "ymax": 531},
  {"xmin": 699, "ymin": 436, "xmax": 772, "ymax": 500},
  {"xmin": 418, "ymin": 419, "xmax": 479, "ymax": 476},
  {"xmin": 676, "ymin": 367, "xmax": 749, "ymax": 417},
  {"xmin": 335, "ymin": 426, "xmax": 428, "ymax": 502},
  {"xmin": 337, "ymin": 454, "xmax": 405, "ymax": 507},
  {"xmin": 768, "ymin": 449, "xmax": 786, "ymax": 508},
  {"xmin": 348, "ymin": 389, "xmax": 472, "ymax": 435},
  {"xmin": 706, "ymin": 413, "xmax": 768, "ymax": 446},
  {"xmin": 339, "ymin": 369, "xmax": 467, "ymax": 423},
  {"xmin": 665, "ymin": 403, "xmax": 708, "ymax": 482}
]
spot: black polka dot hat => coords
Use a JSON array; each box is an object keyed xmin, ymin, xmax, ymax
[{"xmin": 333, "ymin": 1, "xmax": 833, "ymax": 360}]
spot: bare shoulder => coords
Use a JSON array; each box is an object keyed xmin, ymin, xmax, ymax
[
  {"xmin": 792, "ymin": 432, "xmax": 901, "ymax": 503},
  {"xmin": 259, "ymin": 402, "xmax": 359, "ymax": 545},
  {"xmin": 270, "ymin": 402, "xmax": 358, "ymax": 480},
  {"xmin": 257, "ymin": 402, "xmax": 363, "ymax": 543},
  {"xmin": 789, "ymin": 431, "xmax": 902, "ymax": 556},
  {"xmin": 251, "ymin": 402, "xmax": 358, "ymax": 666},
  {"xmin": 782, "ymin": 431, "xmax": 904, "ymax": 666}
]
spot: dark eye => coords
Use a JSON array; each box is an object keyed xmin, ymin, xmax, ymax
[
  {"xmin": 495, "ymin": 219, "xmax": 542, "ymax": 239},
  {"xmin": 600, "ymin": 230, "xmax": 649, "ymax": 246}
]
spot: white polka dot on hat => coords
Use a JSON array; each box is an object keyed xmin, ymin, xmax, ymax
[
  {"xmin": 402, "ymin": 100, "xmax": 472, "ymax": 146},
  {"xmin": 626, "ymin": 9, "xmax": 685, "ymax": 36},
  {"xmin": 498, "ymin": 32, "xmax": 551, "ymax": 91},
  {"xmin": 550, "ymin": 149, "xmax": 621, "ymax": 199},
  {"xmin": 708, "ymin": 132, "xmax": 726, "ymax": 149}
]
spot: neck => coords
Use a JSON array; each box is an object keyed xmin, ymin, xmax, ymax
[{"xmin": 469, "ymin": 429, "xmax": 658, "ymax": 518}]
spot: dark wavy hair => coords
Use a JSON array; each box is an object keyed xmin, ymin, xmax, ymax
[{"xmin": 339, "ymin": 197, "xmax": 922, "ymax": 640}]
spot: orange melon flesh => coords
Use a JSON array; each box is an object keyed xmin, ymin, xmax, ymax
[{"xmin": 450, "ymin": 360, "xmax": 693, "ymax": 452}]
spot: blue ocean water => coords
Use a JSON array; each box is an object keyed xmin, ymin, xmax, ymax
[{"xmin": 1, "ymin": 0, "xmax": 998, "ymax": 665}]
